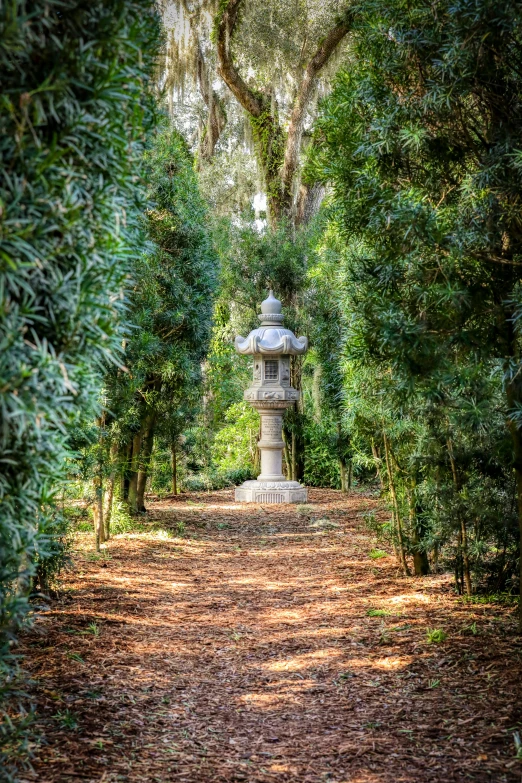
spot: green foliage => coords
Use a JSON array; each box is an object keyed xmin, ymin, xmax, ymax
[
  {"xmin": 212, "ymin": 402, "xmax": 260, "ymax": 473},
  {"xmin": 79, "ymin": 126, "xmax": 219, "ymax": 517},
  {"xmin": 52, "ymin": 710, "xmax": 78, "ymax": 731},
  {"xmin": 249, "ymin": 109, "xmax": 286, "ymax": 207},
  {"xmin": 303, "ymin": 417, "xmax": 342, "ymax": 488},
  {"xmin": 0, "ymin": 0, "xmax": 160, "ymax": 767},
  {"xmin": 202, "ymin": 320, "xmax": 251, "ymax": 439},
  {"xmin": 106, "ymin": 125, "xmax": 216, "ymax": 425},
  {"xmin": 109, "ymin": 502, "xmax": 148, "ymax": 536},
  {"xmin": 369, "ymin": 549, "xmax": 388, "ymax": 560},
  {"xmin": 213, "ymin": 217, "xmax": 310, "ymax": 334},
  {"xmin": 137, "ymin": 127, "xmax": 216, "ymax": 386},
  {"xmin": 426, "ymin": 629, "xmax": 448, "ymax": 644},
  {"xmin": 308, "ymin": 0, "xmax": 522, "ymax": 592}
]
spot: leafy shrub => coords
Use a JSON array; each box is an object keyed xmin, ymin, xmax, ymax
[
  {"xmin": 212, "ymin": 403, "xmax": 260, "ymax": 474},
  {"xmin": 369, "ymin": 549, "xmax": 388, "ymax": 560},
  {"xmin": 182, "ymin": 466, "xmax": 255, "ymax": 492},
  {"xmin": 222, "ymin": 466, "xmax": 256, "ymax": 485},
  {"xmin": 0, "ymin": 0, "xmax": 160, "ymax": 770},
  {"xmin": 183, "ymin": 475, "xmax": 211, "ymax": 493},
  {"xmin": 303, "ymin": 419, "xmax": 342, "ymax": 488},
  {"xmin": 426, "ymin": 628, "xmax": 447, "ymax": 644}
]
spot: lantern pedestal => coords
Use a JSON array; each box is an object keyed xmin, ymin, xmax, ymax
[
  {"xmin": 235, "ymin": 480, "xmax": 307, "ymax": 504},
  {"xmin": 234, "ymin": 402, "xmax": 307, "ymax": 504},
  {"xmin": 233, "ymin": 291, "xmax": 309, "ymax": 505}
]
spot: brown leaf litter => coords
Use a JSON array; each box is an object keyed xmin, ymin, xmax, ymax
[{"xmin": 17, "ymin": 489, "xmax": 522, "ymax": 782}]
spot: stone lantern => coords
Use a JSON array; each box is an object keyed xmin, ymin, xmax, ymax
[{"xmin": 234, "ymin": 291, "xmax": 308, "ymax": 504}]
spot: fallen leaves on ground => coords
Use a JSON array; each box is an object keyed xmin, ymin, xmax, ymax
[{"xmin": 17, "ymin": 489, "xmax": 522, "ymax": 782}]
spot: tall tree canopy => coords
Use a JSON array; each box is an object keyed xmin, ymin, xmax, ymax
[
  {"xmin": 163, "ymin": 0, "xmax": 351, "ymax": 226},
  {"xmin": 103, "ymin": 127, "xmax": 217, "ymax": 517}
]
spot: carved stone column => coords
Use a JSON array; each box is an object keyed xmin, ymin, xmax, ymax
[{"xmin": 234, "ymin": 291, "xmax": 308, "ymax": 504}]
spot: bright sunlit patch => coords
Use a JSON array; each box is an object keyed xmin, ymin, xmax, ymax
[
  {"xmin": 373, "ymin": 656, "xmax": 412, "ymax": 669},
  {"xmin": 261, "ymin": 648, "xmax": 342, "ymax": 672},
  {"xmin": 204, "ymin": 504, "xmax": 238, "ymax": 510},
  {"xmin": 242, "ymin": 693, "xmax": 285, "ymax": 706},
  {"xmin": 389, "ymin": 592, "xmax": 430, "ymax": 605},
  {"xmin": 269, "ymin": 764, "xmax": 291, "ymax": 773},
  {"xmin": 261, "ymin": 610, "xmax": 303, "ymax": 623},
  {"xmin": 264, "ymin": 626, "xmax": 349, "ymax": 640}
]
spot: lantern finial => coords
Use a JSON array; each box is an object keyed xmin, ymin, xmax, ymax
[{"xmin": 260, "ymin": 290, "xmax": 282, "ymax": 315}]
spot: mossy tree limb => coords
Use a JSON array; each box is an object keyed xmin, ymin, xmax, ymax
[{"xmin": 216, "ymin": 0, "xmax": 351, "ymax": 227}]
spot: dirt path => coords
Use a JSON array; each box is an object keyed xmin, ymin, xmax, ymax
[{"xmin": 20, "ymin": 489, "xmax": 522, "ymax": 783}]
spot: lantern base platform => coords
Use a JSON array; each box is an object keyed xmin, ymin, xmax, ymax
[{"xmin": 235, "ymin": 480, "xmax": 307, "ymax": 505}]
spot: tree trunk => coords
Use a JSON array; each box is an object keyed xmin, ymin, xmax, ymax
[
  {"xmin": 339, "ymin": 459, "xmax": 348, "ymax": 492},
  {"xmin": 196, "ymin": 44, "xmax": 227, "ymax": 161},
  {"xmin": 371, "ymin": 439, "xmax": 385, "ymax": 491},
  {"xmin": 104, "ymin": 475, "xmax": 115, "ymax": 541},
  {"xmin": 93, "ymin": 414, "xmax": 106, "ymax": 546},
  {"xmin": 127, "ymin": 431, "xmax": 142, "ymax": 515},
  {"xmin": 460, "ymin": 518, "xmax": 472, "ymax": 597},
  {"xmin": 215, "ymin": 0, "xmax": 351, "ymax": 228},
  {"xmin": 337, "ymin": 421, "xmax": 351, "ymax": 493},
  {"xmin": 122, "ymin": 440, "xmax": 132, "ymax": 501},
  {"xmin": 291, "ymin": 430, "xmax": 297, "ymax": 482},
  {"xmin": 447, "ymin": 437, "xmax": 472, "ymax": 596},
  {"xmin": 312, "ymin": 365, "xmax": 322, "ymax": 422},
  {"xmin": 93, "ymin": 475, "xmax": 103, "ymax": 551},
  {"xmin": 103, "ymin": 442, "xmax": 118, "ymax": 540},
  {"xmin": 296, "ymin": 182, "xmax": 326, "ymax": 227},
  {"xmin": 505, "ymin": 364, "xmax": 522, "ymax": 630},
  {"xmin": 136, "ymin": 468, "xmax": 148, "ymax": 513},
  {"xmin": 383, "ymin": 431, "xmax": 410, "ymax": 576},
  {"xmin": 177, "ymin": 0, "xmax": 227, "ymax": 160},
  {"xmin": 408, "ymin": 482, "xmax": 430, "ymax": 576},
  {"xmin": 290, "ymin": 361, "xmax": 306, "ymax": 482},
  {"xmin": 137, "ymin": 413, "xmax": 156, "ymax": 513},
  {"xmin": 433, "ymin": 541, "xmax": 439, "ymax": 574},
  {"xmin": 412, "ymin": 533, "xmax": 430, "ymax": 576},
  {"xmin": 339, "ymin": 459, "xmax": 352, "ymax": 493},
  {"xmin": 172, "ymin": 442, "xmax": 178, "ymax": 495},
  {"xmin": 282, "ymin": 429, "xmax": 291, "ymax": 481}
]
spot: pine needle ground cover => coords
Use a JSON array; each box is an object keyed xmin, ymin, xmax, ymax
[{"xmin": 19, "ymin": 491, "xmax": 522, "ymax": 783}]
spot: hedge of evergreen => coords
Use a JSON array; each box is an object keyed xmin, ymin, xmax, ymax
[{"xmin": 0, "ymin": 0, "xmax": 160, "ymax": 766}]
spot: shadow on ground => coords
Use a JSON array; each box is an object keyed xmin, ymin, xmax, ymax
[{"xmin": 18, "ymin": 489, "xmax": 522, "ymax": 783}]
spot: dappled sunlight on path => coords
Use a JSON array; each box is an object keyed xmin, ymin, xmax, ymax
[{"xmin": 20, "ymin": 490, "xmax": 522, "ymax": 782}]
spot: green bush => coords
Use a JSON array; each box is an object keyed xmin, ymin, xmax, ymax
[
  {"xmin": 303, "ymin": 419, "xmax": 342, "ymax": 488},
  {"xmin": 0, "ymin": 0, "xmax": 160, "ymax": 770},
  {"xmin": 212, "ymin": 402, "xmax": 260, "ymax": 474},
  {"xmin": 182, "ymin": 466, "xmax": 256, "ymax": 493}
]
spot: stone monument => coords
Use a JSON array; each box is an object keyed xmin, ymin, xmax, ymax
[{"xmin": 234, "ymin": 291, "xmax": 309, "ymax": 504}]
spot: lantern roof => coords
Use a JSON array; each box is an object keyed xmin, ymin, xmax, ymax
[{"xmin": 234, "ymin": 291, "xmax": 308, "ymax": 356}]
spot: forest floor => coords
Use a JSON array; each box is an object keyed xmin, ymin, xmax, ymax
[{"xmin": 18, "ymin": 489, "xmax": 522, "ymax": 783}]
